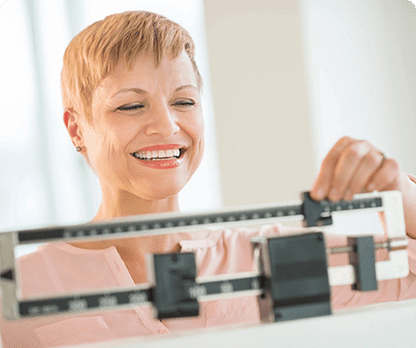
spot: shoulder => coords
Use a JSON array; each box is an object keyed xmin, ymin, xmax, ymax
[
  {"xmin": 17, "ymin": 243, "xmax": 120, "ymax": 297},
  {"xmin": 17, "ymin": 245, "xmax": 54, "ymax": 297}
]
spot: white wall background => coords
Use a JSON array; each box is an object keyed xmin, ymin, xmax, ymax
[
  {"xmin": 299, "ymin": 0, "xmax": 416, "ymax": 174},
  {"xmin": 203, "ymin": 0, "xmax": 316, "ymax": 209},
  {"xmin": 0, "ymin": 0, "xmax": 222, "ymax": 234}
]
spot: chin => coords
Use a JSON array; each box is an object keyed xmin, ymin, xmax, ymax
[{"xmin": 141, "ymin": 182, "xmax": 186, "ymax": 201}]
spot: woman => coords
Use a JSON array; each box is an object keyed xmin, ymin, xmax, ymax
[{"xmin": 2, "ymin": 10, "xmax": 416, "ymax": 348}]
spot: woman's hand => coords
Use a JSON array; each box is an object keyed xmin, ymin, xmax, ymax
[
  {"xmin": 310, "ymin": 136, "xmax": 403, "ymax": 201},
  {"xmin": 310, "ymin": 136, "xmax": 416, "ymax": 239}
]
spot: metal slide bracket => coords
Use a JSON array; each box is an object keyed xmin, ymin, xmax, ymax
[{"xmin": 0, "ymin": 191, "xmax": 409, "ymax": 321}]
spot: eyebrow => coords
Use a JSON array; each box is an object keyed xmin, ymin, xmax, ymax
[
  {"xmin": 174, "ymin": 84, "xmax": 198, "ymax": 92},
  {"xmin": 111, "ymin": 84, "xmax": 198, "ymax": 98},
  {"xmin": 111, "ymin": 88, "xmax": 146, "ymax": 98}
]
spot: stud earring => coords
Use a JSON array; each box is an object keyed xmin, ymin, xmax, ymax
[{"xmin": 75, "ymin": 146, "xmax": 82, "ymax": 152}]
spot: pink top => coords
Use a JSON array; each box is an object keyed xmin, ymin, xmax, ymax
[{"xmin": 1, "ymin": 223, "xmax": 416, "ymax": 348}]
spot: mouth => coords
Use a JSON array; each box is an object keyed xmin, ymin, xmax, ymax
[{"xmin": 131, "ymin": 147, "xmax": 187, "ymax": 161}]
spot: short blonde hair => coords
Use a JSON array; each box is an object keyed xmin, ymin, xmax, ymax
[{"xmin": 61, "ymin": 11, "xmax": 202, "ymax": 122}]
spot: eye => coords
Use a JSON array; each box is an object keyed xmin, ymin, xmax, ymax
[
  {"xmin": 117, "ymin": 103, "xmax": 145, "ymax": 112},
  {"xmin": 173, "ymin": 100, "xmax": 196, "ymax": 108}
]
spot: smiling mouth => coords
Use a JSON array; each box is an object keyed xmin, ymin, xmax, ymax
[{"xmin": 131, "ymin": 148, "xmax": 186, "ymax": 161}]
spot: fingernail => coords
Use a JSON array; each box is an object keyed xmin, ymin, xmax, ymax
[{"xmin": 367, "ymin": 183, "xmax": 375, "ymax": 192}]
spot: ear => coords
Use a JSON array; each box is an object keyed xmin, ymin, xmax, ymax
[{"xmin": 63, "ymin": 109, "xmax": 83, "ymax": 148}]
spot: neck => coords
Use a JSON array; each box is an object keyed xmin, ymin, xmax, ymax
[
  {"xmin": 69, "ymin": 186, "xmax": 184, "ymax": 282},
  {"xmin": 93, "ymin": 187, "xmax": 180, "ymax": 221}
]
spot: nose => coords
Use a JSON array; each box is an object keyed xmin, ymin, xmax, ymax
[{"xmin": 144, "ymin": 105, "xmax": 180, "ymax": 138}]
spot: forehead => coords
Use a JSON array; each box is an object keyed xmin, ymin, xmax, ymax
[{"xmin": 95, "ymin": 51, "xmax": 197, "ymax": 98}]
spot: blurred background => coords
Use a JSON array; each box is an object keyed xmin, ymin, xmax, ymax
[{"xmin": 1, "ymin": 0, "xmax": 416, "ymax": 234}]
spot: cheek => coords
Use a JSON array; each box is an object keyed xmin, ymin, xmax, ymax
[
  {"xmin": 84, "ymin": 123, "xmax": 128, "ymax": 170},
  {"xmin": 196, "ymin": 137, "xmax": 205, "ymax": 167},
  {"xmin": 188, "ymin": 113, "xmax": 205, "ymax": 165},
  {"xmin": 187, "ymin": 111, "xmax": 204, "ymax": 142},
  {"xmin": 195, "ymin": 115, "xmax": 205, "ymax": 155}
]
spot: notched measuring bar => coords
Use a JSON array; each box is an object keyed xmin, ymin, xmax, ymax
[
  {"xmin": 0, "ymin": 191, "xmax": 408, "ymax": 321},
  {"xmin": 16, "ymin": 192, "xmax": 383, "ymax": 244},
  {"xmin": 18, "ymin": 286, "xmax": 152, "ymax": 317}
]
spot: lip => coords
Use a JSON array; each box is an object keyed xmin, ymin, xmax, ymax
[
  {"xmin": 136, "ymin": 156, "xmax": 185, "ymax": 169},
  {"xmin": 137, "ymin": 144, "xmax": 185, "ymax": 152}
]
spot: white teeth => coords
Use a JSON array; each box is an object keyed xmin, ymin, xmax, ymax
[{"xmin": 133, "ymin": 148, "xmax": 183, "ymax": 160}]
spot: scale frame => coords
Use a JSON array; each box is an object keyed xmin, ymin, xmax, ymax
[{"xmin": 0, "ymin": 191, "xmax": 409, "ymax": 321}]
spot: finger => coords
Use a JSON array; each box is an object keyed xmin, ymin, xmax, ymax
[
  {"xmin": 328, "ymin": 140, "xmax": 372, "ymax": 201},
  {"xmin": 343, "ymin": 150, "xmax": 385, "ymax": 200},
  {"xmin": 366, "ymin": 158, "xmax": 401, "ymax": 192},
  {"xmin": 311, "ymin": 136, "xmax": 356, "ymax": 200}
]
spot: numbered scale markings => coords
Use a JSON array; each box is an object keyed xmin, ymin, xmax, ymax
[
  {"xmin": 19, "ymin": 276, "xmax": 266, "ymax": 318},
  {"xmin": 17, "ymin": 196, "xmax": 382, "ymax": 244},
  {"xmin": 19, "ymin": 288, "xmax": 152, "ymax": 317}
]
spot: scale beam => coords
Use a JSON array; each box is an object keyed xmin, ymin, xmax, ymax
[
  {"xmin": 15, "ymin": 193, "xmax": 382, "ymax": 244},
  {"xmin": 0, "ymin": 191, "xmax": 409, "ymax": 322}
]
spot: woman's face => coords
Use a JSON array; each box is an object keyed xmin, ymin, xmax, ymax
[{"xmin": 80, "ymin": 51, "xmax": 204, "ymax": 201}]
